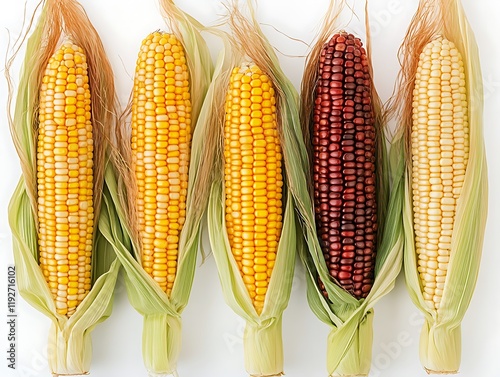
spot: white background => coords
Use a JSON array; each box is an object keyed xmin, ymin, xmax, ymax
[{"xmin": 0, "ymin": 1, "xmax": 499, "ymax": 376}]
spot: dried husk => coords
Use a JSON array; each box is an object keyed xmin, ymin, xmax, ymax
[{"xmin": 6, "ymin": 0, "xmax": 122, "ymax": 375}]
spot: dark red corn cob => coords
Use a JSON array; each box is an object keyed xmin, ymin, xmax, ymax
[{"xmin": 312, "ymin": 32, "xmax": 377, "ymax": 299}]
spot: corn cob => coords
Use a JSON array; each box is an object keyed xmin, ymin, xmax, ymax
[
  {"xmin": 131, "ymin": 31, "xmax": 191, "ymax": 296},
  {"xmin": 224, "ymin": 62, "xmax": 283, "ymax": 314},
  {"xmin": 411, "ymin": 37, "xmax": 468, "ymax": 310},
  {"xmin": 312, "ymin": 32, "xmax": 377, "ymax": 299},
  {"xmin": 37, "ymin": 41, "xmax": 93, "ymax": 317},
  {"xmin": 391, "ymin": 0, "xmax": 488, "ymax": 373}
]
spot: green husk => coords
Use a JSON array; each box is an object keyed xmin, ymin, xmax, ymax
[
  {"xmin": 110, "ymin": 1, "xmax": 214, "ymax": 376},
  {"xmin": 199, "ymin": 1, "xmax": 312, "ymax": 375},
  {"xmin": 392, "ymin": 0, "xmax": 487, "ymax": 373},
  {"xmin": 6, "ymin": 0, "xmax": 123, "ymax": 375},
  {"xmin": 298, "ymin": 1, "xmax": 404, "ymax": 375}
]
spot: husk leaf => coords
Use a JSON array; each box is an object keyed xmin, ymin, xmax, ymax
[
  {"xmin": 6, "ymin": 0, "xmax": 123, "ymax": 374},
  {"xmin": 390, "ymin": 0, "xmax": 487, "ymax": 373},
  {"xmin": 298, "ymin": 1, "xmax": 403, "ymax": 375}
]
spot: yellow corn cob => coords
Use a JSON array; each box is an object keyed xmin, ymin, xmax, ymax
[
  {"xmin": 224, "ymin": 63, "xmax": 283, "ymax": 314},
  {"xmin": 131, "ymin": 31, "xmax": 191, "ymax": 296},
  {"xmin": 37, "ymin": 42, "xmax": 94, "ymax": 317},
  {"xmin": 411, "ymin": 37, "xmax": 469, "ymax": 310}
]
